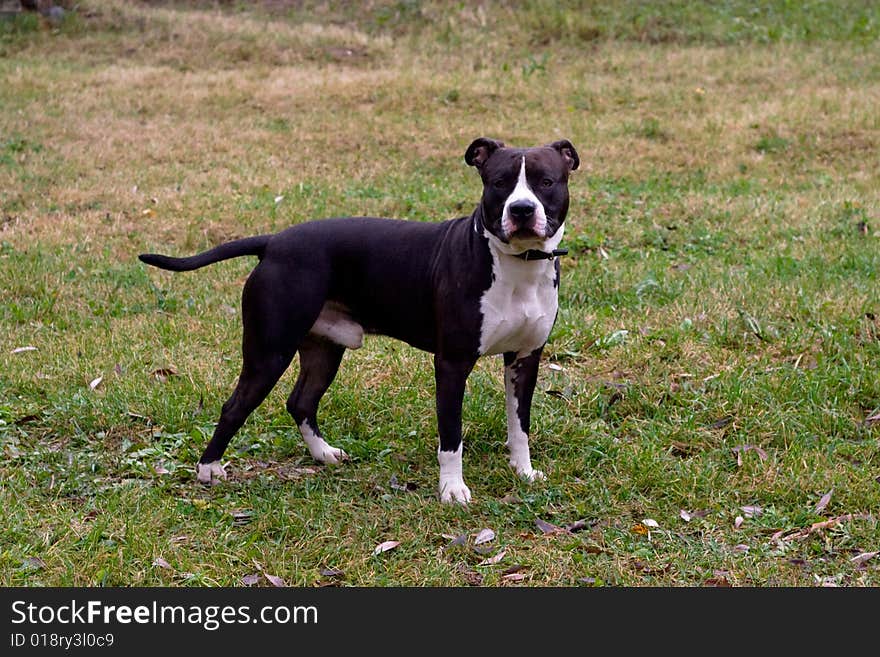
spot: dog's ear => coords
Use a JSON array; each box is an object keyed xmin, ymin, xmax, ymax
[
  {"xmin": 548, "ymin": 139, "xmax": 579, "ymax": 172},
  {"xmin": 465, "ymin": 137, "xmax": 505, "ymax": 169}
]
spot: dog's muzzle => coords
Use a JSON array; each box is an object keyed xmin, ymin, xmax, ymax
[{"xmin": 505, "ymin": 200, "xmax": 544, "ymax": 239}]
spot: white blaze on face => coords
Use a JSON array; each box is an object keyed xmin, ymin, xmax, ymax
[{"xmin": 501, "ymin": 156, "xmax": 548, "ymax": 239}]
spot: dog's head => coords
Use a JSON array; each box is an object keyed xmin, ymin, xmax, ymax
[{"xmin": 465, "ymin": 137, "xmax": 579, "ymax": 251}]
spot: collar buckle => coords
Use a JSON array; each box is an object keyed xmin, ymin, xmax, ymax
[{"xmin": 513, "ymin": 248, "xmax": 568, "ymax": 261}]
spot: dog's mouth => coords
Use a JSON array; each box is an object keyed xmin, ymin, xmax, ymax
[
  {"xmin": 508, "ymin": 226, "xmax": 543, "ymax": 240},
  {"xmin": 505, "ymin": 226, "xmax": 551, "ymax": 247}
]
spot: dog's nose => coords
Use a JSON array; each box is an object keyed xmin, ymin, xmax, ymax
[{"xmin": 508, "ymin": 201, "xmax": 536, "ymax": 222}]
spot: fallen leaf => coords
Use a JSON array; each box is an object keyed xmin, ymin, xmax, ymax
[
  {"xmin": 89, "ymin": 376, "xmax": 103, "ymax": 390},
  {"xmin": 241, "ymin": 573, "xmax": 260, "ymax": 586},
  {"xmin": 151, "ymin": 367, "xmax": 178, "ymax": 383},
  {"xmin": 499, "ymin": 494, "xmax": 521, "ymax": 504},
  {"xmin": 565, "ymin": 519, "xmax": 592, "ymax": 532},
  {"xmin": 679, "ymin": 509, "xmax": 692, "ymax": 522},
  {"xmin": 231, "ymin": 510, "xmax": 253, "ymax": 526},
  {"xmin": 152, "ymin": 557, "xmax": 172, "ymax": 570},
  {"xmin": 478, "ymin": 549, "xmax": 507, "ymax": 566},
  {"xmin": 733, "ymin": 544, "xmax": 749, "ymax": 552},
  {"xmin": 535, "ymin": 518, "xmax": 564, "ymax": 535},
  {"xmin": 154, "ymin": 463, "xmax": 169, "ymax": 475},
  {"xmin": 810, "ymin": 516, "xmax": 844, "ymax": 531},
  {"xmin": 578, "ymin": 577, "xmax": 597, "ymax": 585},
  {"xmin": 445, "ymin": 534, "xmax": 468, "ymax": 548},
  {"xmin": 456, "ymin": 563, "xmax": 483, "ymax": 586},
  {"xmin": 464, "ymin": 571, "xmax": 483, "ymax": 586},
  {"xmin": 12, "ymin": 346, "xmax": 38, "ymax": 354},
  {"xmin": 114, "ymin": 363, "xmax": 123, "ymax": 377},
  {"xmin": 740, "ymin": 505, "xmax": 763, "ymax": 518},
  {"xmin": 277, "ymin": 465, "xmax": 319, "ymax": 479},
  {"xmin": 708, "ymin": 416, "xmax": 735, "ymax": 430},
  {"xmin": 264, "ymin": 573, "xmax": 285, "ymax": 587},
  {"xmin": 735, "ymin": 515, "xmax": 744, "ymax": 528},
  {"xmin": 320, "ymin": 568, "xmax": 344, "ymax": 578},
  {"xmin": 817, "ymin": 575, "xmax": 840, "ymax": 587},
  {"xmin": 474, "ymin": 528, "xmax": 495, "ymax": 545},
  {"xmin": 389, "ymin": 474, "xmax": 418, "ymax": 492},
  {"xmin": 770, "ymin": 513, "xmax": 869, "ymax": 544},
  {"xmin": 642, "ymin": 518, "xmax": 660, "ymax": 528},
  {"xmin": 704, "ymin": 576, "xmax": 730, "ymax": 587},
  {"xmin": 373, "ymin": 540, "xmax": 400, "ymax": 555},
  {"xmin": 23, "ymin": 556, "xmax": 46, "ymax": 570},
  {"xmin": 547, "ymin": 363, "xmax": 564, "ymax": 371},
  {"xmin": 502, "ymin": 565, "xmax": 525, "ymax": 576},
  {"xmin": 631, "ymin": 523, "xmax": 649, "ymax": 536},
  {"xmin": 631, "ymin": 559, "xmax": 671, "ymax": 575},
  {"xmin": 770, "ymin": 529, "xmax": 788, "ymax": 542},
  {"xmin": 502, "ymin": 572, "xmax": 527, "ymax": 582},
  {"xmin": 814, "ymin": 489, "xmax": 833, "ymax": 514},
  {"xmin": 732, "ymin": 444, "xmax": 767, "ymax": 466},
  {"xmin": 850, "ymin": 551, "xmax": 878, "ymax": 565}
]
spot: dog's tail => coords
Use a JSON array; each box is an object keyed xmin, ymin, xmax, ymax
[{"xmin": 139, "ymin": 235, "xmax": 271, "ymax": 272}]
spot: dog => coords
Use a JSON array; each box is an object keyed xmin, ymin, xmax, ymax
[{"xmin": 139, "ymin": 137, "xmax": 579, "ymax": 504}]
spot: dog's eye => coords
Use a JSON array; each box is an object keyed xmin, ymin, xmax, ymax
[
  {"xmin": 492, "ymin": 178, "xmax": 507, "ymax": 189},
  {"xmin": 542, "ymin": 178, "xmax": 554, "ymax": 188}
]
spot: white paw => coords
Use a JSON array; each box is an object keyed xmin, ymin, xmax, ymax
[
  {"xmin": 311, "ymin": 444, "xmax": 349, "ymax": 465},
  {"xmin": 519, "ymin": 468, "xmax": 545, "ymax": 483},
  {"xmin": 196, "ymin": 460, "xmax": 227, "ymax": 485},
  {"xmin": 300, "ymin": 422, "xmax": 348, "ymax": 465},
  {"xmin": 439, "ymin": 477, "xmax": 472, "ymax": 505}
]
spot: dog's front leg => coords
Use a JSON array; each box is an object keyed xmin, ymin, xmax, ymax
[
  {"xmin": 434, "ymin": 354, "xmax": 476, "ymax": 505},
  {"xmin": 504, "ymin": 348, "xmax": 546, "ymax": 482}
]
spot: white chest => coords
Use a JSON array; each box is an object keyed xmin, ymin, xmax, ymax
[{"xmin": 478, "ymin": 256, "xmax": 559, "ymax": 356}]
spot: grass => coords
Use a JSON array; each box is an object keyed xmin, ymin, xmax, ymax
[{"xmin": 1, "ymin": 0, "xmax": 879, "ymax": 587}]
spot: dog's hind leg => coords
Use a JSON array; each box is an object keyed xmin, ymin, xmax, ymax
[
  {"xmin": 196, "ymin": 350, "xmax": 294, "ymax": 484},
  {"xmin": 287, "ymin": 336, "xmax": 348, "ymax": 465},
  {"xmin": 196, "ymin": 263, "xmax": 325, "ymax": 484}
]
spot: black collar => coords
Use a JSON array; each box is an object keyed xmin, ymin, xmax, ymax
[{"xmin": 512, "ymin": 248, "xmax": 568, "ymax": 261}]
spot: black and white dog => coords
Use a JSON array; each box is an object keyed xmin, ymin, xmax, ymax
[{"xmin": 139, "ymin": 137, "xmax": 579, "ymax": 504}]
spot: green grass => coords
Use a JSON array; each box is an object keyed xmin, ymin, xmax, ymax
[{"xmin": 1, "ymin": 1, "xmax": 879, "ymax": 587}]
